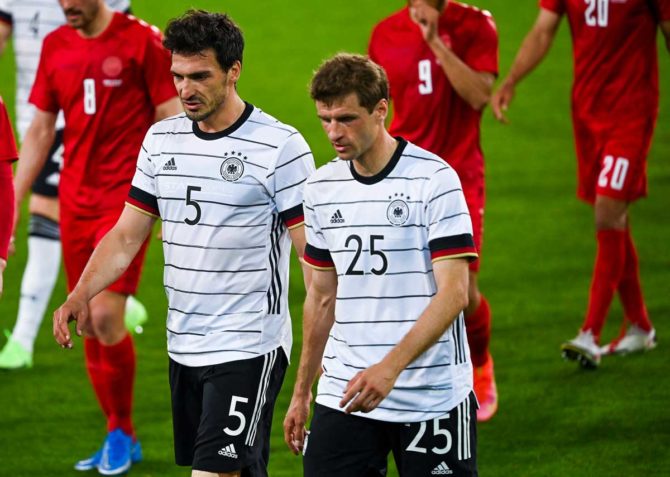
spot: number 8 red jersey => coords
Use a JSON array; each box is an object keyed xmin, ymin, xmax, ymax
[{"xmin": 29, "ymin": 12, "xmax": 176, "ymax": 217}]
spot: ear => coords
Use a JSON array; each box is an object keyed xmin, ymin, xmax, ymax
[
  {"xmin": 228, "ymin": 60, "xmax": 242, "ymax": 83},
  {"xmin": 375, "ymin": 98, "xmax": 389, "ymax": 121}
]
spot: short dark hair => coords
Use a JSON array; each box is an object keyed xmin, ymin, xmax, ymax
[
  {"xmin": 163, "ymin": 9, "xmax": 244, "ymax": 72},
  {"xmin": 310, "ymin": 53, "xmax": 389, "ymax": 113}
]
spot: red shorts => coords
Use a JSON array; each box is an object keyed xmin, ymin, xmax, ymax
[
  {"xmin": 572, "ymin": 113, "xmax": 655, "ymax": 204},
  {"xmin": 60, "ymin": 209, "xmax": 149, "ymax": 295},
  {"xmin": 457, "ymin": 168, "xmax": 485, "ymax": 273}
]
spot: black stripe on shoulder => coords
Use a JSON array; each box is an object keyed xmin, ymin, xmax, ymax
[
  {"xmin": 0, "ymin": 11, "xmax": 12, "ymax": 25},
  {"xmin": 128, "ymin": 186, "xmax": 158, "ymax": 211},
  {"xmin": 305, "ymin": 243, "xmax": 332, "ymax": 263}
]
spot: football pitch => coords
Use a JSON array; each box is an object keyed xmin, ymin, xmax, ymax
[{"xmin": 1, "ymin": 1, "xmax": 669, "ymax": 475}]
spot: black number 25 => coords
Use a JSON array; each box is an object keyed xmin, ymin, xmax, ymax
[
  {"xmin": 184, "ymin": 185, "xmax": 201, "ymax": 225},
  {"xmin": 345, "ymin": 234, "xmax": 388, "ymax": 276}
]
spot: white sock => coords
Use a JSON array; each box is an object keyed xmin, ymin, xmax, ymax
[{"xmin": 12, "ymin": 236, "xmax": 62, "ymax": 353}]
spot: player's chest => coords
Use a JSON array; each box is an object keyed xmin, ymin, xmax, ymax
[
  {"xmin": 49, "ymin": 41, "xmax": 143, "ymax": 102},
  {"xmin": 317, "ymin": 180, "xmax": 428, "ymax": 262},
  {"xmin": 153, "ymin": 146, "xmax": 271, "ymax": 218},
  {"xmin": 565, "ymin": 0, "xmax": 647, "ymax": 31}
]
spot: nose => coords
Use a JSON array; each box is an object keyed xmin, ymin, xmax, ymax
[
  {"xmin": 326, "ymin": 121, "xmax": 343, "ymax": 143},
  {"xmin": 178, "ymin": 78, "xmax": 195, "ymax": 99}
]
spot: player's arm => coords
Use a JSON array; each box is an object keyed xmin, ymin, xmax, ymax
[
  {"xmin": 409, "ymin": 3, "xmax": 494, "ymax": 110},
  {"xmin": 53, "ymin": 206, "xmax": 156, "ymax": 348},
  {"xmin": 0, "ymin": 20, "xmax": 11, "ymax": 56},
  {"xmin": 13, "ymin": 109, "xmax": 56, "ymax": 234},
  {"xmin": 0, "ymin": 161, "xmax": 14, "ymax": 297},
  {"xmin": 289, "ymin": 225, "xmax": 313, "ymax": 291},
  {"xmin": 154, "ymin": 96, "xmax": 182, "ymax": 122},
  {"xmin": 340, "ymin": 257, "xmax": 469, "ymax": 414},
  {"xmin": 491, "ymin": 8, "xmax": 561, "ymax": 123},
  {"xmin": 284, "ymin": 266, "xmax": 337, "ymax": 455}
]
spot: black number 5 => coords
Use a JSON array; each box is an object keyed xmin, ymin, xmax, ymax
[
  {"xmin": 345, "ymin": 234, "xmax": 388, "ymax": 276},
  {"xmin": 184, "ymin": 185, "xmax": 202, "ymax": 225}
]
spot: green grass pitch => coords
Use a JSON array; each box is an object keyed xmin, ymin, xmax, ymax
[{"xmin": 1, "ymin": 1, "xmax": 669, "ymax": 475}]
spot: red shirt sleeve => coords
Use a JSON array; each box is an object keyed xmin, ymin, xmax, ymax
[
  {"xmin": 463, "ymin": 12, "xmax": 499, "ymax": 76},
  {"xmin": 29, "ymin": 37, "xmax": 60, "ymax": 114},
  {"xmin": 539, "ymin": 0, "xmax": 565, "ymax": 15},
  {"xmin": 141, "ymin": 28, "xmax": 177, "ymax": 108},
  {"xmin": 0, "ymin": 161, "xmax": 14, "ymax": 260},
  {"xmin": 0, "ymin": 98, "xmax": 18, "ymax": 163}
]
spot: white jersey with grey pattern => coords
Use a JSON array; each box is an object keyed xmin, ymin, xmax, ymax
[
  {"xmin": 303, "ymin": 139, "xmax": 476, "ymax": 423},
  {"xmin": 0, "ymin": 0, "xmax": 129, "ymax": 139},
  {"xmin": 129, "ymin": 103, "xmax": 315, "ymax": 367}
]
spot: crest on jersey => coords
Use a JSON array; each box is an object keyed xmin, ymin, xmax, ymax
[
  {"xmin": 221, "ymin": 157, "xmax": 244, "ymax": 182},
  {"xmin": 102, "ymin": 56, "xmax": 123, "ymax": 77},
  {"xmin": 387, "ymin": 199, "xmax": 409, "ymax": 226}
]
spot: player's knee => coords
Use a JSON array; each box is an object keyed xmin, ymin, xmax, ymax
[
  {"xmin": 88, "ymin": 305, "xmax": 125, "ymax": 344},
  {"xmin": 594, "ymin": 196, "xmax": 628, "ymax": 231},
  {"xmin": 27, "ymin": 213, "xmax": 60, "ymax": 240},
  {"xmin": 27, "ymin": 195, "xmax": 59, "ymax": 222}
]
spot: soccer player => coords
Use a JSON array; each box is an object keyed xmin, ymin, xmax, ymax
[
  {"xmin": 0, "ymin": 0, "xmax": 149, "ymax": 371},
  {"xmin": 491, "ymin": 0, "xmax": 670, "ymax": 368},
  {"xmin": 369, "ymin": 0, "xmax": 499, "ymax": 420},
  {"xmin": 0, "ymin": 95, "xmax": 18, "ymax": 298},
  {"xmin": 54, "ymin": 9, "xmax": 315, "ymax": 477},
  {"xmin": 12, "ymin": 0, "xmax": 180, "ymax": 473},
  {"xmin": 284, "ymin": 53, "xmax": 478, "ymax": 477}
]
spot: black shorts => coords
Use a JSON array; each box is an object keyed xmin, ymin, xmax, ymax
[
  {"xmin": 31, "ymin": 128, "xmax": 63, "ymax": 197},
  {"xmin": 304, "ymin": 392, "xmax": 478, "ymax": 477},
  {"xmin": 169, "ymin": 348, "xmax": 288, "ymax": 475}
]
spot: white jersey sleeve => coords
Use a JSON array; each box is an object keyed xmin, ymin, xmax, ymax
[{"xmin": 126, "ymin": 126, "xmax": 159, "ymax": 217}]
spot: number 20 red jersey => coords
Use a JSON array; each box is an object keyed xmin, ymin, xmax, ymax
[
  {"xmin": 30, "ymin": 12, "xmax": 176, "ymax": 216},
  {"xmin": 540, "ymin": 0, "xmax": 670, "ymax": 121}
]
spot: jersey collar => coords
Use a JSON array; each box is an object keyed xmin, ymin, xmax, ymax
[
  {"xmin": 349, "ymin": 137, "xmax": 407, "ymax": 185},
  {"xmin": 192, "ymin": 101, "xmax": 254, "ymax": 140}
]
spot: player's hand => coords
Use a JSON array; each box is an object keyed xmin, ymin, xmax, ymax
[
  {"xmin": 491, "ymin": 80, "xmax": 515, "ymax": 123},
  {"xmin": 339, "ymin": 361, "xmax": 398, "ymax": 414},
  {"xmin": 53, "ymin": 292, "xmax": 91, "ymax": 349},
  {"xmin": 283, "ymin": 391, "xmax": 312, "ymax": 455},
  {"xmin": 409, "ymin": 0, "xmax": 440, "ymax": 43}
]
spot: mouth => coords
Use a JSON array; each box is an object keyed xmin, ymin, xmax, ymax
[
  {"xmin": 333, "ymin": 143, "xmax": 348, "ymax": 154},
  {"xmin": 64, "ymin": 9, "xmax": 83, "ymax": 20},
  {"xmin": 181, "ymin": 98, "xmax": 202, "ymax": 112}
]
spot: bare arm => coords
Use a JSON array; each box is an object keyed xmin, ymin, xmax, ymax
[
  {"xmin": 13, "ymin": 109, "xmax": 56, "ymax": 234},
  {"xmin": 283, "ymin": 266, "xmax": 337, "ymax": 454},
  {"xmin": 53, "ymin": 206, "xmax": 156, "ymax": 347},
  {"xmin": 339, "ymin": 257, "xmax": 469, "ymax": 414},
  {"xmin": 288, "ymin": 224, "xmax": 312, "ymax": 291},
  {"xmin": 660, "ymin": 20, "xmax": 670, "ymax": 53},
  {"xmin": 154, "ymin": 96, "xmax": 182, "ymax": 122},
  {"xmin": 410, "ymin": 3, "xmax": 494, "ymax": 110},
  {"xmin": 491, "ymin": 8, "xmax": 562, "ymax": 122},
  {"xmin": 0, "ymin": 21, "xmax": 11, "ymax": 56}
]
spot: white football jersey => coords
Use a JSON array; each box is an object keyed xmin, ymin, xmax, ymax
[
  {"xmin": 0, "ymin": 0, "xmax": 130, "ymax": 138},
  {"xmin": 303, "ymin": 139, "xmax": 477, "ymax": 423},
  {"xmin": 128, "ymin": 103, "xmax": 315, "ymax": 367}
]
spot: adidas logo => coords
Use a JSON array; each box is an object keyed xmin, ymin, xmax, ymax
[
  {"xmin": 431, "ymin": 462, "xmax": 453, "ymax": 475},
  {"xmin": 163, "ymin": 157, "xmax": 177, "ymax": 171},
  {"xmin": 330, "ymin": 209, "xmax": 345, "ymax": 224},
  {"xmin": 217, "ymin": 443, "xmax": 238, "ymax": 459}
]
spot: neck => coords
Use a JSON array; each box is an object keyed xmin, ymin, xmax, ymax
[
  {"xmin": 78, "ymin": 4, "xmax": 114, "ymax": 38},
  {"xmin": 352, "ymin": 131, "xmax": 398, "ymax": 177},
  {"xmin": 197, "ymin": 93, "xmax": 246, "ymax": 133}
]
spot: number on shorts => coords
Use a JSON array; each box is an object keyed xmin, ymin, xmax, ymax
[
  {"xmin": 598, "ymin": 155, "xmax": 629, "ymax": 191},
  {"xmin": 223, "ymin": 395, "xmax": 249, "ymax": 437},
  {"xmin": 83, "ymin": 79, "xmax": 96, "ymax": 115},
  {"xmin": 418, "ymin": 59, "xmax": 433, "ymax": 95},
  {"xmin": 585, "ymin": 0, "xmax": 608, "ymax": 27},
  {"xmin": 406, "ymin": 416, "xmax": 453, "ymax": 455}
]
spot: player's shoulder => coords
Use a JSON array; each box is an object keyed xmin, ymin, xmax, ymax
[
  {"xmin": 372, "ymin": 7, "xmax": 412, "ymax": 35},
  {"xmin": 116, "ymin": 12, "xmax": 162, "ymax": 40},
  {"xmin": 306, "ymin": 157, "xmax": 348, "ymax": 186},
  {"xmin": 448, "ymin": 1, "xmax": 497, "ymax": 30},
  {"xmin": 398, "ymin": 140, "xmax": 452, "ymax": 176},
  {"xmin": 41, "ymin": 24, "xmax": 73, "ymax": 49},
  {"xmin": 244, "ymin": 106, "xmax": 304, "ymax": 145},
  {"xmin": 147, "ymin": 113, "xmax": 191, "ymax": 138}
]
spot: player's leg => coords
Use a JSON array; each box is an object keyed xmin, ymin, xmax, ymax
[
  {"xmin": 461, "ymin": 176, "xmax": 496, "ymax": 421},
  {"xmin": 303, "ymin": 403, "xmax": 389, "ymax": 477},
  {"xmin": 392, "ymin": 392, "xmax": 478, "ymax": 477},
  {"xmin": 0, "ymin": 131, "xmax": 62, "ymax": 370},
  {"xmin": 186, "ymin": 349, "xmax": 288, "ymax": 476}
]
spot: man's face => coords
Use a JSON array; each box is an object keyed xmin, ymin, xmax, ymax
[
  {"xmin": 59, "ymin": 0, "xmax": 101, "ymax": 30},
  {"xmin": 171, "ymin": 49, "xmax": 240, "ymax": 123},
  {"xmin": 316, "ymin": 92, "xmax": 386, "ymax": 162}
]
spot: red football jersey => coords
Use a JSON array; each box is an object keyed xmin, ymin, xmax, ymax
[
  {"xmin": 30, "ymin": 12, "xmax": 176, "ymax": 216},
  {"xmin": 540, "ymin": 0, "xmax": 670, "ymax": 120},
  {"xmin": 0, "ymin": 96, "xmax": 18, "ymax": 163},
  {"xmin": 369, "ymin": 2, "xmax": 498, "ymax": 176}
]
